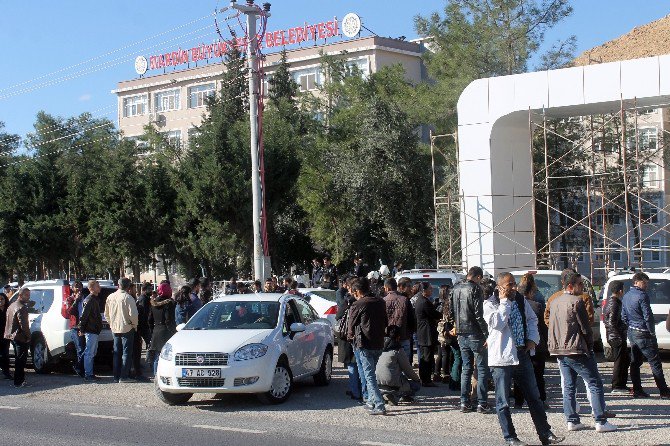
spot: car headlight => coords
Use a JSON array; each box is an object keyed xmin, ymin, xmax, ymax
[
  {"xmin": 160, "ymin": 343, "xmax": 173, "ymax": 361},
  {"xmin": 234, "ymin": 343, "xmax": 268, "ymax": 361}
]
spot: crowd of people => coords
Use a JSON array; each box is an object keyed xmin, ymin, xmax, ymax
[
  {"xmin": 337, "ymin": 266, "xmax": 670, "ymax": 446},
  {"xmin": 2, "ymin": 264, "xmax": 670, "ymax": 446}
]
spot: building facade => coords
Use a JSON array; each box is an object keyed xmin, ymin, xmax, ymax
[{"xmin": 113, "ymin": 35, "xmax": 426, "ymax": 147}]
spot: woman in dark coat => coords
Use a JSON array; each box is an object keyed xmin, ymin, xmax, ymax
[
  {"xmin": 336, "ymin": 278, "xmax": 363, "ymax": 401},
  {"xmin": 149, "ymin": 281, "xmax": 176, "ymax": 376},
  {"xmin": 0, "ymin": 293, "xmax": 12, "ymax": 379}
]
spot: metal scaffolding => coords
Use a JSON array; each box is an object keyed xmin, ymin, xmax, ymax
[{"xmin": 432, "ymin": 98, "xmax": 669, "ymax": 284}]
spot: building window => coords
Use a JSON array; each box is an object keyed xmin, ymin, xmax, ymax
[
  {"xmin": 346, "ymin": 57, "xmax": 369, "ymax": 77},
  {"xmin": 643, "ymin": 239, "xmax": 660, "ymax": 262},
  {"xmin": 611, "ymin": 251, "xmax": 622, "ymax": 262},
  {"xmin": 122, "ymin": 95, "xmax": 147, "ymax": 117},
  {"xmin": 642, "ymin": 164, "xmax": 661, "ymax": 189},
  {"xmin": 187, "ymin": 128, "xmax": 200, "ymax": 148},
  {"xmin": 293, "ymin": 68, "xmax": 321, "ymax": 92},
  {"xmin": 155, "ymin": 89, "xmax": 180, "ymax": 112},
  {"xmin": 188, "ymin": 83, "xmax": 215, "ymax": 108},
  {"xmin": 164, "ymin": 130, "xmax": 182, "ymax": 147},
  {"xmin": 639, "ymin": 127, "xmax": 658, "ymax": 151}
]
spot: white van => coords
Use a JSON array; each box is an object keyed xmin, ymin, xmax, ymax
[
  {"xmin": 9, "ymin": 279, "xmax": 115, "ymax": 373},
  {"xmin": 599, "ymin": 272, "xmax": 670, "ymax": 361}
]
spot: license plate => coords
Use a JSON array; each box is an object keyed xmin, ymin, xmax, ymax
[{"xmin": 181, "ymin": 368, "xmax": 221, "ymax": 378}]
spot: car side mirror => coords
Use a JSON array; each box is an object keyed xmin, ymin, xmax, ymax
[
  {"xmin": 289, "ymin": 322, "xmax": 306, "ymax": 333},
  {"xmin": 176, "ymin": 323, "xmax": 186, "ymax": 332}
]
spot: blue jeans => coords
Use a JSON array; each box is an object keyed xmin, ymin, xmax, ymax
[
  {"xmin": 347, "ymin": 362, "xmax": 361, "ymax": 399},
  {"xmin": 628, "ymin": 330, "xmax": 670, "ymax": 392},
  {"xmin": 70, "ymin": 328, "xmax": 85, "ymax": 375},
  {"xmin": 353, "ymin": 349, "xmax": 368, "ymax": 401},
  {"xmin": 458, "ymin": 334, "xmax": 489, "ymax": 405},
  {"xmin": 557, "ymin": 354, "xmax": 608, "ymax": 424},
  {"xmin": 355, "ymin": 348, "xmax": 385, "ymax": 410},
  {"xmin": 113, "ymin": 330, "xmax": 135, "ymax": 381},
  {"xmin": 400, "ymin": 339, "xmax": 411, "ymax": 361},
  {"xmin": 450, "ymin": 344, "xmax": 462, "ymax": 386},
  {"xmin": 83, "ymin": 333, "xmax": 99, "ymax": 378},
  {"xmin": 491, "ymin": 350, "xmax": 552, "ymax": 442}
]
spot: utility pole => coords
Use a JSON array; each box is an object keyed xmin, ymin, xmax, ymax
[{"xmin": 230, "ymin": 0, "xmax": 271, "ymax": 281}]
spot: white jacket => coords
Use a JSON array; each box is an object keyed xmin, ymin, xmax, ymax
[{"xmin": 483, "ymin": 295, "xmax": 540, "ymax": 367}]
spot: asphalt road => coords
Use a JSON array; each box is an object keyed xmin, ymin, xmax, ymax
[{"xmin": 1, "ymin": 353, "xmax": 669, "ymax": 446}]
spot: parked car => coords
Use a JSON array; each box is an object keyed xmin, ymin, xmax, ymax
[
  {"xmin": 510, "ymin": 270, "xmax": 601, "ymax": 350},
  {"xmin": 155, "ymin": 293, "xmax": 334, "ymax": 405},
  {"xmin": 8, "ymin": 279, "xmax": 115, "ymax": 373},
  {"xmin": 393, "ymin": 269, "xmax": 464, "ymax": 300},
  {"xmin": 599, "ymin": 272, "xmax": 670, "ymax": 361},
  {"xmin": 298, "ymin": 287, "xmax": 338, "ymax": 331}
]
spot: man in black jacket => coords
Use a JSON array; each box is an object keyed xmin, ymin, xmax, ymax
[
  {"xmin": 415, "ymin": 282, "xmax": 442, "ymax": 386},
  {"xmin": 132, "ymin": 283, "xmax": 153, "ymax": 381},
  {"xmin": 79, "ymin": 280, "xmax": 103, "ymax": 382},
  {"xmin": 347, "ymin": 278, "xmax": 388, "ymax": 415},
  {"xmin": 604, "ymin": 280, "xmax": 629, "ymax": 393},
  {"xmin": 449, "ymin": 266, "xmax": 490, "ymax": 412}
]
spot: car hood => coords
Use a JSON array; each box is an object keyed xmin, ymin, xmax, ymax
[{"xmin": 168, "ymin": 328, "xmax": 275, "ymax": 354}]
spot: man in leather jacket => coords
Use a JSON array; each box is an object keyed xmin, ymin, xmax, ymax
[
  {"xmin": 449, "ymin": 266, "xmax": 490, "ymax": 412},
  {"xmin": 603, "ymin": 280, "xmax": 629, "ymax": 393}
]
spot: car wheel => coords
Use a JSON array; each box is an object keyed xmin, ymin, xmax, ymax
[
  {"xmin": 602, "ymin": 345, "xmax": 614, "ymax": 362},
  {"xmin": 259, "ymin": 359, "xmax": 293, "ymax": 404},
  {"xmin": 154, "ymin": 377, "xmax": 192, "ymax": 405},
  {"xmin": 32, "ymin": 336, "xmax": 52, "ymax": 374},
  {"xmin": 313, "ymin": 348, "xmax": 333, "ymax": 386}
]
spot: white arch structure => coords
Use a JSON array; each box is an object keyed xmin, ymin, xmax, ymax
[{"xmin": 457, "ymin": 55, "xmax": 670, "ymax": 274}]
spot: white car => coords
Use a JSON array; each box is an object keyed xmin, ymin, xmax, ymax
[
  {"xmin": 599, "ymin": 272, "xmax": 670, "ymax": 361},
  {"xmin": 155, "ymin": 293, "xmax": 334, "ymax": 405},
  {"xmin": 298, "ymin": 288, "xmax": 338, "ymax": 330},
  {"xmin": 8, "ymin": 279, "xmax": 115, "ymax": 373},
  {"xmin": 394, "ymin": 269, "xmax": 464, "ymax": 300}
]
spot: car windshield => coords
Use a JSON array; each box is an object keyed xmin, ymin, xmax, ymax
[
  {"xmin": 512, "ymin": 273, "xmax": 562, "ymax": 303},
  {"xmin": 608, "ymin": 279, "xmax": 670, "ymax": 305},
  {"xmin": 183, "ymin": 301, "xmax": 280, "ymax": 330}
]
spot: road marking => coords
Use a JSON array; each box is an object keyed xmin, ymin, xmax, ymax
[
  {"xmin": 360, "ymin": 442, "xmax": 413, "ymax": 446},
  {"xmin": 192, "ymin": 424, "xmax": 266, "ymax": 434},
  {"xmin": 0, "ymin": 406, "xmax": 20, "ymax": 410},
  {"xmin": 69, "ymin": 413, "xmax": 128, "ymax": 420}
]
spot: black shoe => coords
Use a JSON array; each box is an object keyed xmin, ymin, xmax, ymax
[
  {"xmin": 460, "ymin": 403, "xmax": 474, "ymax": 413},
  {"xmin": 541, "ymin": 433, "xmax": 565, "ymax": 445},
  {"xmin": 382, "ymin": 393, "xmax": 398, "ymax": 406},
  {"xmin": 631, "ymin": 388, "xmax": 650, "ymax": 398},
  {"xmin": 477, "ymin": 403, "xmax": 494, "ymax": 414},
  {"xmin": 506, "ymin": 439, "xmax": 527, "ymax": 446}
]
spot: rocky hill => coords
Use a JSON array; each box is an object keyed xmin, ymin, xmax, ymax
[{"xmin": 573, "ymin": 14, "xmax": 670, "ymax": 66}]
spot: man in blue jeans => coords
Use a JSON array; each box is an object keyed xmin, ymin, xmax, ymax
[
  {"xmin": 347, "ymin": 277, "xmax": 388, "ymax": 415},
  {"xmin": 104, "ymin": 278, "xmax": 138, "ymax": 383},
  {"xmin": 449, "ymin": 266, "xmax": 492, "ymax": 413},
  {"xmin": 78, "ymin": 280, "xmax": 103, "ymax": 382},
  {"xmin": 621, "ymin": 272, "xmax": 670, "ymax": 399},
  {"xmin": 548, "ymin": 271, "xmax": 616, "ymax": 433},
  {"xmin": 485, "ymin": 273, "xmax": 563, "ymax": 446}
]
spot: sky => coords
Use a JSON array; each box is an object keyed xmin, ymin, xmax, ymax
[{"xmin": 1, "ymin": 0, "xmax": 670, "ymax": 145}]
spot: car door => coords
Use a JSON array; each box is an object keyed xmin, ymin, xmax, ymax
[
  {"xmin": 293, "ymin": 298, "xmax": 321, "ymax": 373},
  {"xmin": 282, "ymin": 299, "xmax": 306, "ymax": 377}
]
